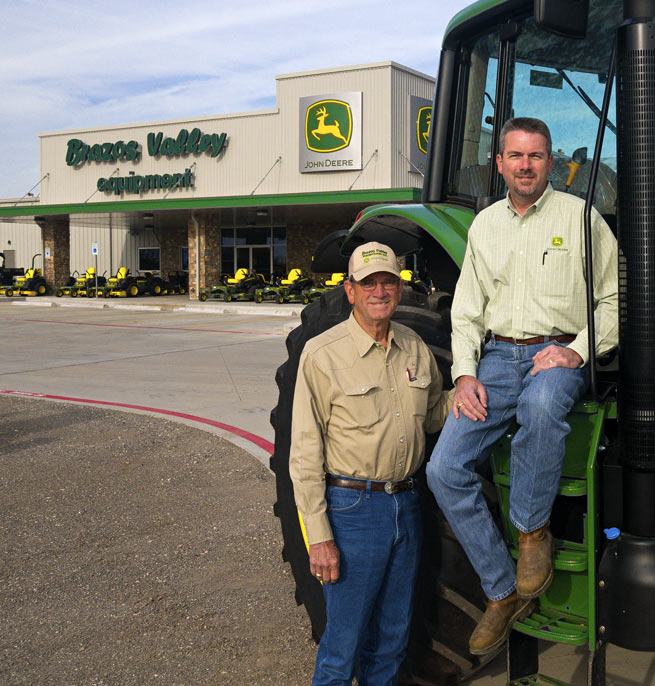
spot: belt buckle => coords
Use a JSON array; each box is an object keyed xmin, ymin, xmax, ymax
[{"xmin": 384, "ymin": 481, "xmax": 396, "ymax": 495}]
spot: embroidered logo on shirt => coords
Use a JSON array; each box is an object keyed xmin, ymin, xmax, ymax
[{"xmin": 551, "ymin": 237, "xmax": 564, "ymax": 247}]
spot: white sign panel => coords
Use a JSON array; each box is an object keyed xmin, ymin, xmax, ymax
[{"xmin": 299, "ymin": 92, "xmax": 362, "ymax": 173}]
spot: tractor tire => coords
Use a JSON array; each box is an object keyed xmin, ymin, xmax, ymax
[
  {"xmin": 56, "ymin": 289, "xmax": 64, "ymax": 297},
  {"xmin": 225, "ymin": 293, "xmax": 233, "ymax": 302},
  {"xmin": 71, "ymin": 289, "xmax": 78, "ymax": 297},
  {"xmin": 302, "ymin": 295, "xmax": 310, "ymax": 305},
  {"xmin": 199, "ymin": 293, "xmax": 208, "ymax": 302},
  {"xmin": 149, "ymin": 279, "xmax": 164, "ymax": 296},
  {"xmin": 127, "ymin": 283, "xmax": 139, "ymax": 297},
  {"xmin": 277, "ymin": 295, "xmax": 285, "ymax": 304},
  {"xmin": 256, "ymin": 294, "xmax": 264, "ymax": 303},
  {"xmin": 179, "ymin": 287, "xmax": 186, "ymax": 295},
  {"xmin": 103, "ymin": 290, "xmax": 111, "ymax": 299},
  {"xmin": 6, "ymin": 288, "xmax": 13, "ymax": 297},
  {"xmin": 37, "ymin": 283, "xmax": 47, "ymax": 295},
  {"xmin": 270, "ymin": 286, "xmax": 501, "ymax": 685}
]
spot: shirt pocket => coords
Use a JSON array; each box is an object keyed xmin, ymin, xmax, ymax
[
  {"xmin": 332, "ymin": 371, "xmax": 382, "ymax": 429},
  {"xmin": 405, "ymin": 357, "xmax": 431, "ymax": 419},
  {"xmin": 535, "ymin": 249, "xmax": 572, "ymax": 297}
]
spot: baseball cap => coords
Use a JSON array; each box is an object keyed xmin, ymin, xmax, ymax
[{"xmin": 348, "ymin": 242, "xmax": 401, "ymax": 282}]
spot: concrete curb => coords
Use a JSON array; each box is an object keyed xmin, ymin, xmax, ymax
[{"xmin": 7, "ymin": 296, "xmax": 304, "ymax": 317}]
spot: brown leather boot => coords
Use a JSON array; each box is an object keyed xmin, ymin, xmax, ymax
[
  {"xmin": 469, "ymin": 590, "xmax": 534, "ymax": 655},
  {"xmin": 516, "ymin": 522, "xmax": 555, "ymax": 599}
]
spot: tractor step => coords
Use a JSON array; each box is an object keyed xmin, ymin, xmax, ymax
[
  {"xmin": 514, "ymin": 606, "xmax": 588, "ymax": 645},
  {"xmin": 508, "ymin": 543, "xmax": 588, "ymax": 572},
  {"xmin": 507, "ymin": 674, "xmax": 574, "ymax": 686}
]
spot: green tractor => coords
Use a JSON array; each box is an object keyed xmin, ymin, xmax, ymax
[{"xmin": 270, "ymin": 1, "xmax": 655, "ymax": 685}]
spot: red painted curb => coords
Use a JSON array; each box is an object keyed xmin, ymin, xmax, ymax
[{"xmin": 0, "ymin": 390, "xmax": 274, "ymax": 455}]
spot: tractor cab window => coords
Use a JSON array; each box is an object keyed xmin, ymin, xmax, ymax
[{"xmin": 449, "ymin": 1, "xmax": 621, "ymax": 216}]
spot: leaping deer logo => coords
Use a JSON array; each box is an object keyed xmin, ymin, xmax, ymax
[
  {"xmin": 305, "ymin": 99, "xmax": 352, "ymax": 153},
  {"xmin": 312, "ymin": 106, "xmax": 348, "ymax": 145},
  {"xmin": 417, "ymin": 106, "xmax": 432, "ymax": 154}
]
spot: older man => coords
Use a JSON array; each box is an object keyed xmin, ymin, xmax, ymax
[
  {"xmin": 427, "ymin": 117, "xmax": 618, "ymax": 655},
  {"xmin": 290, "ymin": 241, "xmax": 451, "ymax": 686}
]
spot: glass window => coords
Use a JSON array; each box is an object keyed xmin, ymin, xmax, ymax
[
  {"xmin": 236, "ymin": 227, "xmax": 271, "ymax": 245},
  {"xmin": 448, "ymin": 1, "xmax": 620, "ymax": 215},
  {"xmin": 180, "ymin": 247, "xmax": 188, "ymax": 271},
  {"xmin": 221, "ymin": 228, "xmax": 234, "ymax": 246},
  {"xmin": 449, "ymin": 29, "xmax": 500, "ymax": 198},
  {"xmin": 139, "ymin": 247, "xmax": 160, "ymax": 272},
  {"xmin": 273, "ymin": 244, "xmax": 286, "ymax": 279}
]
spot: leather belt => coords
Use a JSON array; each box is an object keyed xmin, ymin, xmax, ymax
[
  {"xmin": 488, "ymin": 333, "xmax": 576, "ymax": 345},
  {"xmin": 327, "ymin": 475, "xmax": 414, "ymax": 494}
]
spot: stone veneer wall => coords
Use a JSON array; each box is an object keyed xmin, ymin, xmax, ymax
[
  {"xmin": 187, "ymin": 213, "xmax": 220, "ymax": 298},
  {"xmin": 286, "ymin": 219, "xmax": 345, "ymax": 283},
  {"xmin": 41, "ymin": 218, "xmax": 70, "ymax": 289},
  {"xmin": 160, "ymin": 225, "xmax": 188, "ymax": 276}
]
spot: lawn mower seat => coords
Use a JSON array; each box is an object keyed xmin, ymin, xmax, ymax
[
  {"xmin": 325, "ymin": 272, "xmax": 345, "ymax": 287},
  {"xmin": 227, "ymin": 268, "xmax": 248, "ymax": 285},
  {"xmin": 400, "ymin": 269, "xmax": 414, "ymax": 282},
  {"xmin": 281, "ymin": 268, "xmax": 302, "ymax": 285}
]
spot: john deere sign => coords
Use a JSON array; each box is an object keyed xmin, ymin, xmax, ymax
[
  {"xmin": 299, "ymin": 92, "xmax": 362, "ymax": 173},
  {"xmin": 409, "ymin": 95, "xmax": 432, "ymax": 174}
]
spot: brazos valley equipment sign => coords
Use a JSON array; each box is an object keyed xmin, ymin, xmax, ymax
[{"xmin": 65, "ymin": 127, "xmax": 228, "ymax": 197}]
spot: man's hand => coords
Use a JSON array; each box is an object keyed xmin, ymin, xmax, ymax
[
  {"xmin": 453, "ymin": 375, "xmax": 488, "ymax": 422},
  {"xmin": 309, "ymin": 540, "xmax": 340, "ymax": 584},
  {"xmin": 531, "ymin": 344, "xmax": 583, "ymax": 376}
]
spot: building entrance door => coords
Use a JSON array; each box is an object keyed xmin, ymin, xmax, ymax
[{"xmin": 235, "ymin": 246, "xmax": 271, "ymax": 279}]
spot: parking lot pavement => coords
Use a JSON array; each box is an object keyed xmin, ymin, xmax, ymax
[{"xmin": 0, "ymin": 297, "xmax": 299, "ymax": 466}]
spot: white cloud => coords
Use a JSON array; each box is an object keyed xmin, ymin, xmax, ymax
[{"xmin": 0, "ymin": 0, "xmax": 472, "ymax": 197}]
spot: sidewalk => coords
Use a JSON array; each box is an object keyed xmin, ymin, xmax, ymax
[{"xmin": 4, "ymin": 293, "xmax": 306, "ymax": 317}]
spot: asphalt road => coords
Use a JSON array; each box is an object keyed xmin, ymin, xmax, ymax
[{"xmin": 0, "ymin": 297, "xmax": 294, "ymax": 466}]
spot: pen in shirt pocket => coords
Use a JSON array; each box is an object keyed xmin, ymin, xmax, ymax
[
  {"xmin": 406, "ymin": 367, "xmax": 417, "ymax": 382},
  {"xmin": 542, "ymin": 250, "xmax": 548, "ymax": 265}
]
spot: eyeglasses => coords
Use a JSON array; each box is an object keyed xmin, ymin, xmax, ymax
[{"xmin": 355, "ymin": 278, "xmax": 400, "ymax": 291}]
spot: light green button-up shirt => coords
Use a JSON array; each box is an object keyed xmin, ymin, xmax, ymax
[
  {"xmin": 289, "ymin": 313, "xmax": 451, "ymax": 545},
  {"xmin": 451, "ymin": 183, "xmax": 619, "ymax": 381}
]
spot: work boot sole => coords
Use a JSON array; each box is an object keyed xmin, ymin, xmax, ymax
[{"xmin": 469, "ymin": 599, "xmax": 536, "ymax": 656}]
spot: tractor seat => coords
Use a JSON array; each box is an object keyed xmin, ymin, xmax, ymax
[
  {"xmin": 400, "ymin": 269, "xmax": 414, "ymax": 282},
  {"xmin": 86, "ymin": 267, "xmax": 96, "ymax": 277},
  {"xmin": 325, "ymin": 272, "xmax": 345, "ymax": 287},
  {"xmin": 227, "ymin": 268, "xmax": 248, "ymax": 284},
  {"xmin": 281, "ymin": 268, "xmax": 302, "ymax": 285}
]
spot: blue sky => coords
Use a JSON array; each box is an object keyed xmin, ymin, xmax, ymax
[{"xmin": 0, "ymin": 0, "xmax": 473, "ymax": 199}]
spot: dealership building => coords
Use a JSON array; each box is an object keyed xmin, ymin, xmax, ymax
[{"xmin": 0, "ymin": 61, "xmax": 434, "ymax": 296}]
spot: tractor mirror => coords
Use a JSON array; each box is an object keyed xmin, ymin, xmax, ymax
[{"xmin": 534, "ymin": 0, "xmax": 589, "ymax": 38}]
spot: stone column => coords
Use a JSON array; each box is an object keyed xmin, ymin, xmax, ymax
[
  {"xmin": 160, "ymin": 224, "xmax": 187, "ymax": 277},
  {"xmin": 187, "ymin": 212, "xmax": 220, "ymax": 298},
  {"xmin": 37, "ymin": 216, "xmax": 70, "ymax": 290}
]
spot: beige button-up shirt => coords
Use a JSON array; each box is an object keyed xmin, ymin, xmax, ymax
[
  {"xmin": 289, "ymin": 312, "xmax": 451, "ymax": 545},
  {"xmin": 451, "ymin": 184, "xmax": 619, "ymax": 381}
]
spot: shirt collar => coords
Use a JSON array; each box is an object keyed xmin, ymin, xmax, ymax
[
  {"xmin": 347, "ymin": 311, "xmax": 403, "ymax": 356},
  {"xmin": 506, "ymin": 182, "xmax": 554, "ymax": 217}
]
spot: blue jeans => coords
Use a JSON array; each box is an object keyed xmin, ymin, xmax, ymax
[
  {"xmin": 426, "ymin": 338, "xmax": 589, "ymax": 600},
  {"xmin": 312, "ymin": 481, "xmax": 422, "ymax": 686}
]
